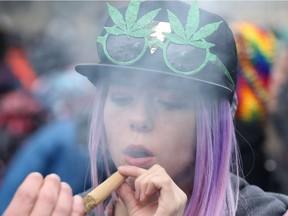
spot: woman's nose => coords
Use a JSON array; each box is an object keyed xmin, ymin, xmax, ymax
[{"xmin": 129, "ymin": 102, "xmax": 154, "ymax": 132}]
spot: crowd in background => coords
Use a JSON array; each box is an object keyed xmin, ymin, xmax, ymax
[
  {"xmin": 0, "ymin": 25, "xmax": 93, "ymax": 213},
  {"xmin": 0, "ymin": 1, "xmax": 288, "ymax": 214},
  {"xmin": 232, "ymin": 22, "xmax": 288, "ymax": 194}
]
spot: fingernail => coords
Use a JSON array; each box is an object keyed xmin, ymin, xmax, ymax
[
  {"xmin": 118, "ymin": 166, "xmax": 125, "ymax": 171},
  {"xmin": 61, "ymin": 182, "xmax": 72, "ymax": 191},
  {"xmin": 28, "ymin": 172, "xmax": 43, "ymax": 179},
  {"xmin": 74, "ymin": 195, "xmax": 83, "ymax": 206},
  {"xmin": 61, "ymin": 182, "xmax": 69, "ymax": 187},
  {"xmin": 47, "ymin": 173, "xmax": 61, "ymax": 181}
]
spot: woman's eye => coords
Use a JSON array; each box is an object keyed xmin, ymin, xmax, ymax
[
  {"xmin": 157, "ymin": 100, "xmax": 187, "ymax": 110},
  {"xmin": 110, "ymin": 96, "xmax": 134, "ymax": 106}
]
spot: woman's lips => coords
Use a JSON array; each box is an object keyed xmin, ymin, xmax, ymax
[{"xmin": 123, "ymin": 145, "xmax": 155, "ymax": 167}]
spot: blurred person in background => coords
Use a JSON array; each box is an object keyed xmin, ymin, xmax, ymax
[
  {"xmin": 0, "ymin": 90, "xmax": 49, "ymax": 183},
  {"xmin": 233, "ymin": 22, "xmax": 280, "ymax": 192},
  {"xmin": 265, "ymin": 38, "xmax": 288, "ymax": 195},
  {"xmin": 0, "ymin": 32, "xmax": 92, "ymax": 213},
  {"xmin": 0, "ymin": 28, "xmax": 49, "ymax": 185}
]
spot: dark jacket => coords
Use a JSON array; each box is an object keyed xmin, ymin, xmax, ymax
[{"xmin": 237, "ymin": 177, "xmax": 288, "ymax": 216}]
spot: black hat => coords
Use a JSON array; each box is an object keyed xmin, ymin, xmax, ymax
[{"xmin": 75, "ymin": 0, "xmax": 238, "ymax": 102}]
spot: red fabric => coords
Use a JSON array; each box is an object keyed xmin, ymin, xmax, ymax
[{"xmin": 5, "ymin": 48, "xmax": 37, "ymax": 91}]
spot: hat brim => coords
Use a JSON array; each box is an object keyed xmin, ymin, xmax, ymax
[{"xmin": 75, "ymin": 63, "xmax": 233, "ymax": 94}]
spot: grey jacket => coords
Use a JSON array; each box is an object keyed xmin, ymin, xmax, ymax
[{"xmin": 237, "ymin": 177, "xmax": 288, "ymax": 215}]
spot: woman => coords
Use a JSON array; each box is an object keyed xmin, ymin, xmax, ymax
[{"xmin": 3, "ymin": 1, "xmax": 288, "ymax": 216}]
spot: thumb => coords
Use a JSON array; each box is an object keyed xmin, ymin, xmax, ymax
[{"xmin": 116, "ymin": 181, "xmax": 138, "ymax": 212}]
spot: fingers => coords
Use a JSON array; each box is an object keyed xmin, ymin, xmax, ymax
[
  {"xmin": 118, "ymin": 165, "xmax": 146, "ymax": 178},
  {"xmin": 3, "ymin": 172, "xmax": 44, "ymax": 216},
  {"xmin": 51, "ymin": 182, "xmax": 73, "ymax": 216},
  {"xmin": 71, "ymin": 195, "xmax": 84, "ymax": 216},
  {"xmin": 119, "ymin": 165, "xmax": 167, "ymax": 202},
  {"xmin": 116, "ymin": 182, "xmax": 139, "ymax": 212},
  {"xmin": 118, "ymin": 165, "xmax": 187, "ymax": 216},
  {"xmin": 134, "ymin": 167, "xmax": 160, "ymax": 202},
  {"xmin": 30, "ymin": 174, "xmax": 84, "ymax": 216},
  {"xmin": 30, "ymin": 174, "xmax": 61, "ymax": 216},
  {"xmin": 3, "ymin": 173, "xmax": 84, "ymax": 216}
]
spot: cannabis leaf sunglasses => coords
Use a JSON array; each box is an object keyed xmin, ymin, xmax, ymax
[{"xmin": 97, "ymin": 0, "xmax": 235, "ymax": 88}]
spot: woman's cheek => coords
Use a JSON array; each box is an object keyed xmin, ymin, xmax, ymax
[{"xmin": 107, "ymin": 129, "xmax": 126, "ymax": 166}]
